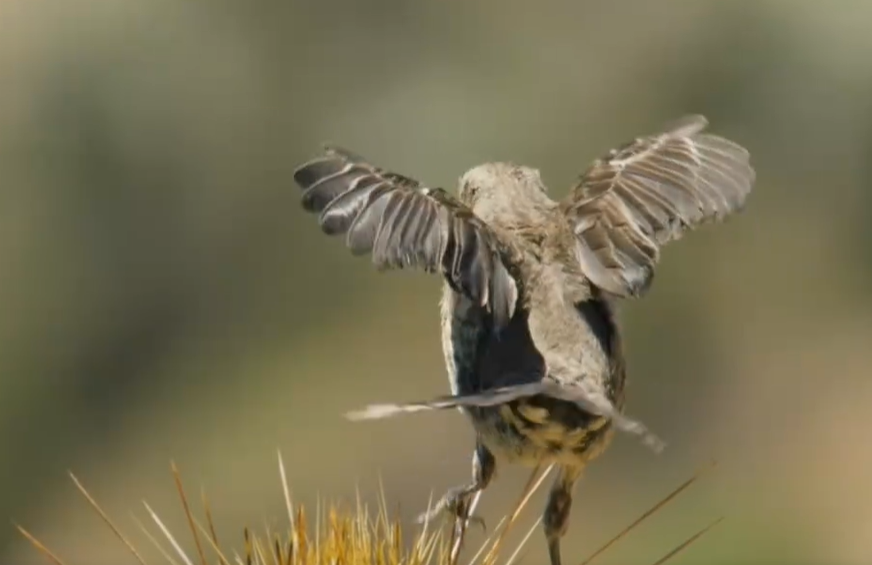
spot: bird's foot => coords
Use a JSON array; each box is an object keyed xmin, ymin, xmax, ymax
[{"xmin": 416, "ymin": 486, "xmax": 486, "ymax": 533}]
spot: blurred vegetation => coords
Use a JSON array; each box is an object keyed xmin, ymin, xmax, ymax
[
  {"xmin": 16, "ymin": 456, "xmax": 730, "ymax": 565},
  {"xmin": 3, "ymin": 0, "xmax": 872, "ymax": 563}
]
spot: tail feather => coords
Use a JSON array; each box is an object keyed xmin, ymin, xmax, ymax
[{"xmin": 345, "ymin": 381, "xmax": 665, "ymax": 453}]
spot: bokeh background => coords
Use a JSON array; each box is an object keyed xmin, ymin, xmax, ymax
[{"xmin": 3, "ymin": 0, "xmax": 872, "ymax": 563}]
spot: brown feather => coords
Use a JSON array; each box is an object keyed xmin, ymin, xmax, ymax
[
  {"xmin": 561, "ymin": 115, "xmax": 755, "ymax": 298},
  {"xmin": 293, "ymin": 146, "xmax": 518, "ymax": 327}
]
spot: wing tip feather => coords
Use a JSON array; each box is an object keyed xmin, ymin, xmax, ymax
[{"xmin": 666, "ymin": 114, "xmax": 709, "ymax": 136}]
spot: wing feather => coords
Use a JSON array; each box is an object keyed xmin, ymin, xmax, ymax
[
  {"xmin": 293, "ymin": 146, "xmax": 518, "ymax": 326},
  {"xmin": 561, "ymin": 115, "xmax": 755, "ymax": 298}
]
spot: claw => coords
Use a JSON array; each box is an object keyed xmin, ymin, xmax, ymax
[
  {"xmin": 421, "ymin": 445, "xmax": 494, "ymax": 565},
  {"xmin": 415, "ymin": 489, "xmax": 486, "ymax": 532},
  {"xmin": 465, "ymin": 514, "xmax": 487, "ymax": 533}
]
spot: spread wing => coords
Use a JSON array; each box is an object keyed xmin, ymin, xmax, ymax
[
  {"xmin": 560, "ymin": 115, "xmax": 755, "ymax": 298},
  {"xmin": 293, "ymin": 145, "xmax": 518, "ymax": 327}
]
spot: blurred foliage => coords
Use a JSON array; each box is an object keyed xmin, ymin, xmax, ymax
[
  {"xmin": 14, "ymin": 460, "xmax": 733, "ymax": 565},
  {"xmin": 3, "ymin": 0, "xmax": 872, "ymax": 563}
]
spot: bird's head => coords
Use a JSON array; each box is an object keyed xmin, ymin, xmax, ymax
[{"xmin": 458, "ymin": 162, "xmax": 552, "ymax": 226}]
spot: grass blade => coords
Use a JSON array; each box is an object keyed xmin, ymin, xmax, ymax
[
  {"xmin": 14, "ymin": 524, "xmax": 68, "ymax": 565},
  {"xmin": 578, "ymin": 459, "xmax": 717, "ymax": 565},
  {"xmin": 649, "ymin": 516, "xmax": 724, "ymax": 565},
  {"xmin": 69, "ymin": 472, "xmax": 148, "ymax": 565}
]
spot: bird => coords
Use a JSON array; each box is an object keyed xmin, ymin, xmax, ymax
[{"xmin": 291, "ymin": 114, "xmax": 755, "ymax": 565}]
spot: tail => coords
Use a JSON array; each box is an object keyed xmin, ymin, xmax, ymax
[{"xmin": 345, "ymin": 381, "xmax": 665, "ymax": 454}]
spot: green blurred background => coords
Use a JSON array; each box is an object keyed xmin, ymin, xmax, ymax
[{"xmin": 3, "ymin": 0, "xmax": 872, "ymax": 563}]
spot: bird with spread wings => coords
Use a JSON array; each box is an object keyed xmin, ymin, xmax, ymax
[{"xmin": 292, "ymin": 115, "xmax": 754, "ymax": 565}]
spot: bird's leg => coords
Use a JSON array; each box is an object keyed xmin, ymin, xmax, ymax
[
  {"xmin": 543, "ymin": 465, "xmax": 582, "ymax": 565},
  {"xmin": 417, "ymin": 442, "xmax": 495, "ymax": 541}
]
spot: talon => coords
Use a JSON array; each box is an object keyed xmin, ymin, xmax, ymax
[
  {"xmin": 415, "ymin": 499, "xmax": 457, "ymax": 525},
  {"xmin": 454, "ymin": 496, "xmax": 486, "ymax": 533},
  {"xmin": 466, "ymin": 514, "xmax": 487, "ymax": 533},
  {"xmin": 416, "ymin": 488, "xmax": 483, "ymax": 530},
  {"xmin": 416, "ymin": 498, "xmax": 462, "ymax": 526}
]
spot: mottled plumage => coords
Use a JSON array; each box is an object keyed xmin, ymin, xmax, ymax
[{"xmin": 292, "ymin": 115, "xmax": 755, "ymax": 565}]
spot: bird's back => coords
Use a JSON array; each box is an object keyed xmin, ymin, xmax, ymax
[{"xmin": 439, "ymin": 217, "xmax": 626, "ymax": 465}]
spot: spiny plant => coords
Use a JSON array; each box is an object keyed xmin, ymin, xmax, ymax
[{"xmin": 16, "ymin": 453, "xmax": 720, "ymax": 565}]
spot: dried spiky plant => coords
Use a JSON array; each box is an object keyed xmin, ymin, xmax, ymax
[{"xmin": 15, "ymin": 453, "xmax": 721, "ymax": 565}]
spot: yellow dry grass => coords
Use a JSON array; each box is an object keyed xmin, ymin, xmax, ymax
[{"xmin": 15, "ymin": 453, "xmax": 720, "ymax": 565}]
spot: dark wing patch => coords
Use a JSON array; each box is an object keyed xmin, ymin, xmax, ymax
[
  {"xmin": 560, "ymin": 115, "xmax": 755, "ymax": 298},
  {"xmin": 293, "ymin": 145, "xmax": 518, "ymax": 327}
]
